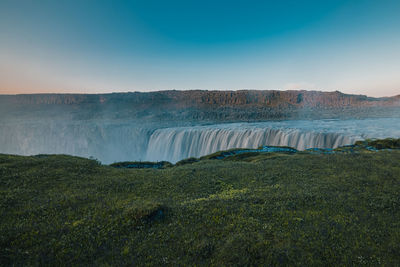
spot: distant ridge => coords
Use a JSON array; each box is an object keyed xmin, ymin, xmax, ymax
[
  {"xmin": 1, "ymin": 90, "xmax": 399, "ymax": 107},
  {"xmin": 1, "ymin": 90, "xmax": 400, "ymax": 121}
]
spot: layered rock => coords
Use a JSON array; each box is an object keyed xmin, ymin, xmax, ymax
[{"xmin": 1, "ymin": 90, "xmax": 399, "ymax": 121}]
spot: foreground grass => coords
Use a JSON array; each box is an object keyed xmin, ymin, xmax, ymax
[{"xmin": 1, "ymin": 150, "xmax": 400, "ymax": 266}]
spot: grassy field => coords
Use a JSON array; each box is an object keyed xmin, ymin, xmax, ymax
[{"xmin": 1, "ymin": 147, "xmax": 400, "ymax": 266}]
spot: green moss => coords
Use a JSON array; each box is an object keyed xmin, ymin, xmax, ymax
[
  {"xmin": 1, "ymin": 146, "xmax": 400, "ymax": 265},
  {"xmin": 175, "ymin": 157, "xmax": 199, "ymax": 166},
  {"xmin": 110, "ymin": 161, "xmax": 172, "ymax": 169},
  {"xmin": 355, "ymin": 138, "xmax": 400, "ymax": 149},
  {"xmin": 199, "ymin": 147, "xmax": 248, "ymax": 160}
]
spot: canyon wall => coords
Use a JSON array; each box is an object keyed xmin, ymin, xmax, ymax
[{"xmin": 1, "ymin": 90, "xmax": 399, "ymax": 122}]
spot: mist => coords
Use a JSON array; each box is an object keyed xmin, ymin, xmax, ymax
[
  {"xmin": 1, "ymin": 91, "xmax": 400, "ymax": 163},
  {"xmin": 0, "ymin": 118, "xmax": 399, "ymax": 163}
]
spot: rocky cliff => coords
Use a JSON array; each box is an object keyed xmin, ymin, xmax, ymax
[{"xmin": 1, "ymin": 90, "xmax": 399, "ymax": 122}]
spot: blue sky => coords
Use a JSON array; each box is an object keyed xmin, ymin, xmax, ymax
[{"xmin": 0, "ymin": 0, "xmax": 399, "ymax": 96}]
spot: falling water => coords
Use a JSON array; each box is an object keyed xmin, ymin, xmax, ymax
[
  {"xmin": 146, "ymin": 126, "xmax": 353, "ymax": 162},
  {"xmin": 0, "ymin": 118, "xmax": 399, "ymax": 163}
]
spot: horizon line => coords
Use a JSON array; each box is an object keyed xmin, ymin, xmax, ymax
[{"xmin": 0, "ymin": 89, "xmax": 399, "ymax": 98}]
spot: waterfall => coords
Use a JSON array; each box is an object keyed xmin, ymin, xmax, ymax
[
  {"xmin": 145, "ymin": 125, "xmax": 354, "ymax": 162},
  {"xmin": 0, "ymin": 121, "xmax": 152, "ymax": 163},
  {"xmin": 1, "ymin": 118, "xmax": 399, "ymax": 163}
]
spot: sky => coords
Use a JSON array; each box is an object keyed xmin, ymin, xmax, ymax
[{"xmin": 0, "ymin": 0, "xmax": 399, "ymax": 97}]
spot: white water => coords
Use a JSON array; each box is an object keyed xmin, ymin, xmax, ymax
[
  {"xmin": 0, "ymin": 118, "xmax": 399, "ymax": 163},
  {"xmin": 146, "ymin": 126, "xmax": 351, "ymax": 162}
]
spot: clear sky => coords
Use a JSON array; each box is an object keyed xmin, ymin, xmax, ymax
[{"xmin": 0, "ymin": 0, "xmax": 399, "ymax": 97}]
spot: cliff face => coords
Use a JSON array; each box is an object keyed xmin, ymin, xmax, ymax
[
  {"xmin": 1, "ymin": 90, "xmax": 399, "ymax": 122},
  {"xmin": 2, "ymin": 90, "xmax": 399, "ymax": 107}
]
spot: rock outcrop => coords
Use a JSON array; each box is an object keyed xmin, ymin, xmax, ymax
[{"xmin": 1, "ymin": 90, "xmax": 399, "ymax": 121}]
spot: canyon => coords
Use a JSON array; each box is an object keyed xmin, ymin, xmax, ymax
[
  {"xmin": 1, "ymin": 90, "xmax": 400, "ymax": 122},
  {"xmin": 1, "ymin": 90, "xmax": 399, "ymax": 163}
]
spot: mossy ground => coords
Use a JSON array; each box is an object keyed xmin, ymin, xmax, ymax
[
  {"xmin": 355, "ymin": 138, "xmax": 400, "ymax": 150},
  {"xmin": 110, "ymin": 161, "xmax": 172, "ymax": 169},
  {"xmin": 1, "ymin": 149, "xmax": 400, "ymax": 266}
]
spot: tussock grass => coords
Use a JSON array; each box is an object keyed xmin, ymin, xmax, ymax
[{"xmin": 1, "ymin": 148, "xmax": 400, "ymax": 266}]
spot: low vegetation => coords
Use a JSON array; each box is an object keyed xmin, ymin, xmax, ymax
[
  {"xmin": 355, "ymin": 137, "xmax": 400, "ymax": 149},
  {"xmin": 110, "ymin": 161, "xmax": 172, "ymax": 169},
  {"xmin": 1, "ymin": 143, "xmax": 400, "ymax": 265}
]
